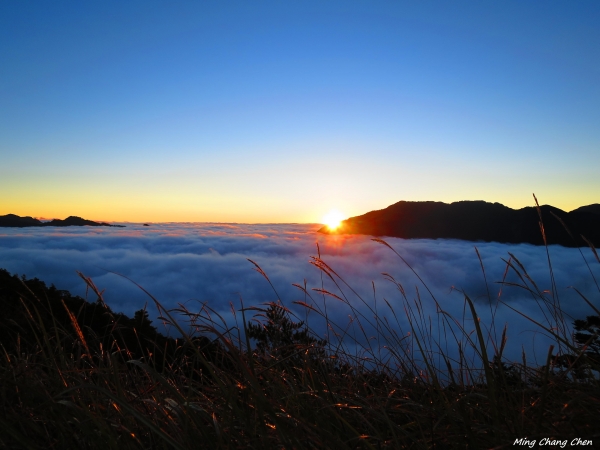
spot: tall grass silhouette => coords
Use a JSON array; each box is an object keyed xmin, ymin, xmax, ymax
[{"xmin": 1, "ymin": 198, "xmax": 599, "ymax": 448}]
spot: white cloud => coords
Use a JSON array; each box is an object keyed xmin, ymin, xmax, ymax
[{"xmin": 1, "ymin": 223, "xmax": 598, "ymax": 364}]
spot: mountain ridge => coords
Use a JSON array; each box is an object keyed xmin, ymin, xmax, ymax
[
  {"xmin": 0, "ymin": 214, "xmax": 125, "ymax": 228},
  {"xmin": 318, "ymin": 200, "xmax": 600, "ymax": 248}
]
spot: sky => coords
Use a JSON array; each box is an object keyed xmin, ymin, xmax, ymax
[
  {"xmin": 2, "ymin": 224, "xmax": 599, "ymax": 365},
  {"xmin": 1, "ymin": 1, "xmax": 599, "ymax": 223}
]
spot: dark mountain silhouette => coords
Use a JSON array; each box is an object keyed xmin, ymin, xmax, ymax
[
  {"xmin": 0, "ymin": 268, "xmax": 224, "ymax": 374},
  {"xmin": 318, "ymin": 200, "xmax": 600, "ymax": 248},
  {"xmin": 0, "ymin": 214, "xmax": 124, "ymax": 227},
  {"xmin": 43, "ymin": 216, "xmax": 122, "ymax": 227},
  {"xmin": 0, "ymin": 214, "xmax": 41, "ymax": 227},
  {"xmin": 571, "ymin": 204, "xmax": 600, "ymax": 216}
]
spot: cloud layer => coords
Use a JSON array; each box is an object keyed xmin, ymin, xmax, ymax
[{"xmin": 1, "ymin": 223, "xmax": 598, "ymax": 364}]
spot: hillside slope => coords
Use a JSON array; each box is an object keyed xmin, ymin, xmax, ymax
[{"xmin": 318, "ymin": 201, "xmax": 600, "ymax": 247}]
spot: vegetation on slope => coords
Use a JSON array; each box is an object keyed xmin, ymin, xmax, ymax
[{"xmin": 1, "ymin": 247, "xmax": 599, "ymax": 449}]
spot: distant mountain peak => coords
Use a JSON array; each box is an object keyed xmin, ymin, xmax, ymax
[
  {"xmin": 318, "ymin": 200, "xmax": 599, "ymax": 248},
  {"xmin": 0, "ymin": 214, "xmax": 124, "ymax": 228},
  {"xmin": 570, "ymin": 204, "xmax": 600, "ymax": 216}
]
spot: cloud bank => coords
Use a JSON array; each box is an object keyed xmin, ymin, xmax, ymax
[{"xmin": 1, "ymin": 223, "xmax": 598, "ymax": 364}]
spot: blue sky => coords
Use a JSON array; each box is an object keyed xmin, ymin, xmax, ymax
[{"xmin": 1, "ymin": 1, "xmax": 598, "ymax": 222}]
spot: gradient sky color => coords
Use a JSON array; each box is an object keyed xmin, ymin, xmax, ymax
[{"xmin": 1, "ymin": 1, "xmax": 599, "ymax": 223}]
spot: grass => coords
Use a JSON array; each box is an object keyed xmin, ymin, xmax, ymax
[{"xmin": 1, "ymin": 209, "xmax": 600, "ymax": 449}]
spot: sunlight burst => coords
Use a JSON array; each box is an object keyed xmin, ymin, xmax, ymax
[{"xmin": 322, "ymin": 209, "xmax": 345, "ymax": 230}]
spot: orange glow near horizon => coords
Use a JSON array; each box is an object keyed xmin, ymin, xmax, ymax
[
  {"xmin": 3, "ymin": 192, "xmax": 594, "ymax": 225},
  {"xmin": 321, "ymin": 209, "xmax": 345, "ymax": 231}
]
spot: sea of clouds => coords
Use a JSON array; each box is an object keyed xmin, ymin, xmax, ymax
[{"xmin": 1, "ymin": 223, "xmax": 598, "ymax": 365}]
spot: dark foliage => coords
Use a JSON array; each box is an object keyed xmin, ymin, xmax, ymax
[
  {"xmin": 553, "ymin": 315, "xmax": 600, "ymax": 380},
  {"xmin": 247, "ymin": 302, "xmax": 328, "ymax": 365},
  {"xmin": 0, "ymin": 268, "xmax": 222, "ymax": 373},
  {"xmin": 574, "ymin": 315, "xmax": 600, "ymax": 356}
]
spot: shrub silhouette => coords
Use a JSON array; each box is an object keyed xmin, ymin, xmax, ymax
[
  {"xmin": 246, "ymin": 302, "xmax": 327, "ymax": 366},
  {"xmin": 573, "ymin": 315, "xmax": 600, "ymax": 357}
]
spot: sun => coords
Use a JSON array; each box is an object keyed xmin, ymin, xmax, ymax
[{"xmin": 321, "ymin": 209, "xmax": 345, "ymax": 230}]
